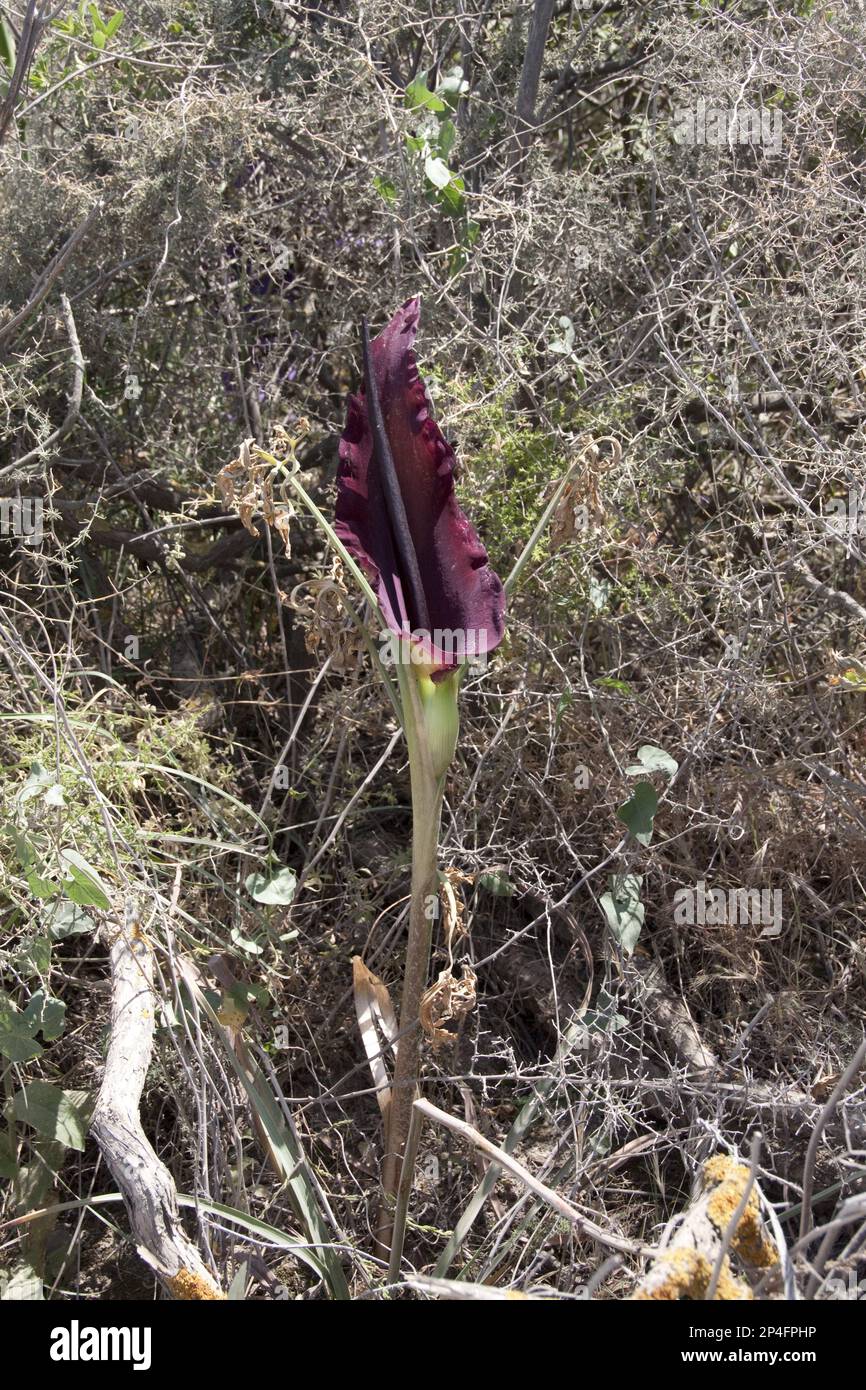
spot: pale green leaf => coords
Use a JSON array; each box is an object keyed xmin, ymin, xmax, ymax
[{"xmin": 13, "ymin": 1082, "xmax": 90, "ymax": 1151}]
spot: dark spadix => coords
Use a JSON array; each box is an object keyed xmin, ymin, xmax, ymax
[{"xmin": 335, "ymin": 297, "xmax": 505, "ymax": 673}]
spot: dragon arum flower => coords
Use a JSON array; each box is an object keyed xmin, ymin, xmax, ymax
[
  {"xmin": 335, "ymin": 296, "xmax": 505, "ymax": 682},
  {"xmin": 335, "ymin": 300, "xmax": 506, "ymax": 1244}
]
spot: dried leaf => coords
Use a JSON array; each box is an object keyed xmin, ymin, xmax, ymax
[
  {"xmin": 352, "ymin": 956, "xmax": 398, "ymax": 1123},
  {"xmin": 440, "ymin": 870, "xmax": 469, "ymax": 956},
  {"xmin": 420, "ymin": 965, "xmax": 477, "ymax": 1051},
  {"xmin": 273, "ymin": 507, "xmax": 293, "ymax": 556},
  {"xmin": 811, "ymin": 1072, "xmax": 842, "ymax": 1102}
]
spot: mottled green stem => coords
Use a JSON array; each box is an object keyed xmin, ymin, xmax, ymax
[{"xmin": 376, "ymin": 662, "xmax": 446, "ymax": 1257}]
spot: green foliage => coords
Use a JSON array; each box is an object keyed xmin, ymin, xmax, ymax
[
  {"xmin": 477, "ymin": 869, "xmax": 515, "ymax": 896},
  {"xmin": 0, "ymin": 991, "xmax": 49, "ymax": 1061},
  {"xmin": 386, "ymin": 65, "xmax": 478, "ymax": 273},
  {"xmin": 0, "ymin": 13, "xmax": 16, "ymax": 72},
  {"xmin": 625, "ymin": 745, "xmax": 679, "ymax": 780},
  {"xmin": 245, "ymin": 865, "xmax": 297, "ymax": 905},
  {"xmin": 53, "ymin": 1, "xmax": 124, "ymax": 47},
  {"xmin": 600, "ymin": 873, "xmax": 645, "ymax": 956},
  {"xmin": 447, "ymin": 385, "xmax": 568, "ymax": 564},
  {"xmin": 405, "ymin": 75, "xmax": 447, "ymax": 114},
  {"xmin": 12, "ymin": 1081, "xmax": 90, "ymax": 1151},
  {"xmin": 25, "ymin": 3, "xmax": 127, "ymax": 96},
  {"xmin": 617, "ymin": 781, "xmax": 658, "ymax": 845}
]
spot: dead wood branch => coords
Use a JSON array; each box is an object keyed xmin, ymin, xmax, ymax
[
  {"xmin": 47, "ymin": 500, "xmax": 260, "ymax": 570},
  {"xmin": 91, "ymin": 903, "xmax": 224, "ymax": 1299},
  {"xmin": 631, "ymin": 951, "xmax": 719, "ymax": 1072},
  {"xmin": 632, "ymin": 1154, "xmax": 778, "ymax": 1300},
  {"xmin": 412, "ymin": 1097, "xmax": 644, "ymax": 1256},
  {"xmin": 0, "ymin": 0, "xmax": 52, "ymax": 146},
  {"xmin": 509, "ymin": 0, "xmax": 556, "ymax": 174}
]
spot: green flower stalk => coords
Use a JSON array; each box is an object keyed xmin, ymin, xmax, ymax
[{"xmin": 378, "ymin": 661, "xmax": 448, "ymax": 1249}]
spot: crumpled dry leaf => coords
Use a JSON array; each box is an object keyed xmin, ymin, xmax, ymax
[
  {"xmin": 290, "ymin": 561, "xmax": 362, "ymax": 671},
  {"xmin": 273, "ymin": 507, "xmax": 293, "ymax": 554},
  {"xmin": 269, "ymin": 420, "xmax": 307, "ymax": 466},
  {"xmin": 549, "ymin": 437, "xmax": 621, "ymax": 550},
  {"xmin": 440, "ymin": 868, "xmax": 471, "ymax": 956},
  {"xmin": 216, "ymin": 435, "xmax": 300, "ymax": 551},
  {"xmin": 420, "ymin": 964, "xmax": 477, "ymax": 1051}
]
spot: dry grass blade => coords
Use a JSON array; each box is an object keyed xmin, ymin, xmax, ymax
[{"xmin": 403, "ymin": 1275, "xmax": 541, "ymax": 1300}]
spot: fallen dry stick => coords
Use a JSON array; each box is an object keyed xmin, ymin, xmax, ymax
[
  {"xmin": 91, "ymin": 905, "xmax": 224, "ymax": 1299},
  {"xmin": 411, "ymin": 1098, "xmax": 644, "ymax": 1256},
  {"xmin": 631, "ymin": 951, "xmax": 718, "ymax": 1072}
]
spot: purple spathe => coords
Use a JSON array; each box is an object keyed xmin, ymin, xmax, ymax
[{"xmin": 335, "ymin": 297, "xmax": 505, "ymax": 671}]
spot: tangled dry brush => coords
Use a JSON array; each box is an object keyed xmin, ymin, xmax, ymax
[{"xmin": 0, "ymin": 0, "xmax": 865, "ymax": 1301}]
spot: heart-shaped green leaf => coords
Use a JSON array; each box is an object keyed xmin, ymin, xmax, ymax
[
  {"xmin": 22, "ymin": 989, "xmax": 66, "ymax": 1042},
  {"xmin": 245, "ymin": 867, "xmax": 297, "ymax": 906},
  {"xmin": 42, "ymin": 900, "xmax": 94, "ymax": 938},
  {"xmin": 406, "ymin": 77, "xmax": 446, "ymax": 113},
  {"xmin": 16, "ymin": 936, "xmax": 51, "ymax": 977},
  {"xmin": 625, "ymin": 745, "xmax": 679, "ymax": 779},
  {"xmin": 617, "ymin": 781, "xmax": 658, "ymax": 845},
  {"xmin": 0, "ymin": 993, "xmax": 42, "ymax": 1062}
]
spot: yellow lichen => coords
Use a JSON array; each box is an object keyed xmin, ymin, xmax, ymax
[
  {"xmin": 713, "ymin": 1259, "xmax": 754, "ymax": 1301},
  {"xmin": 704, "ymin": 1156, "xmax": 778, "ymax": 1269},
  {"xmin": 632, "ymin": 1247, "xmax": 753, "ymax": 1301},
  {"xmin": 166, "ymin": 1268, "xmax": 226, "ymax": 1300},
  {"xmin": 632, "ymin": 1249, "xmax": 712, "ymax": 1300}
]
